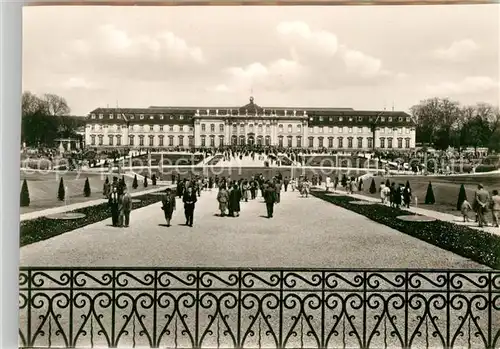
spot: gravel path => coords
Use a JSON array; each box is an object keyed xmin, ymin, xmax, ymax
[{"xmin": 20, "ymin": 188, "xmax": 486, "ymax": 269}]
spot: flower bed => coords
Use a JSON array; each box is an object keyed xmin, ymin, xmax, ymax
[
  {"xmin": 311, "ymin": 190, "xmax": 500, "ymax": 269},
  {"xmin": 206, "ymin": 155, "xmax": 224, "ymax": 165},
  {"xmin": 20, "ymin": 191, "xmax": 166, "ymax": 247}
]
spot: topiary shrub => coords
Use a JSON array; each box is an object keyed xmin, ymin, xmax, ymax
[
  {"xmin": 20, "ymin": 179, "xmax": 30, "ymax": 207},
  {"xmin": 132, "ymin": 175, "xmax": 138, "ymax": 189},
  {"xmin": 425, "ymin": 182, "xmax": 435, "ymax": 205},
  {"xmin": 152, "ymin": 174, "xmax": 157, "ymax": 186},
  {"xmin": 58, "ymin": 177, "xmax": 65, "ymax": 201},
  {"xmin": 144, "ymin": 176, "xmax": 148, "ymax": 188},
  {"xmin": 385, "ymin": 179, "xmax": 391, "ymax": 187},
  {"xmin": 84, "ymin": 177, "xmax": 91, "ymax": 197},
  {"xmin": 369, "ymin": 178, "xmax": 377, "ymax": 194},
  {"xmin": 456, "ymin": 184, "xmax": 467, "ymax": 211}
]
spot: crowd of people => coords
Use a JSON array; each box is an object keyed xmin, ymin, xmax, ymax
[{"xmin": 460, "ymin": 185, "xmax": 500, "ymax": 228}]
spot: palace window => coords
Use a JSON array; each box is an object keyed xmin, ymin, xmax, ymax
[
  {"xmin": 249, "ymin": 124, "xmax": 254, "ymax": 133},
  {"xmin": 150, "ymin": 116, "xmax": 154, "ymax": 120},
  {"xmin": 398, "ymin": 128, "xmax": 403, "ymax": 134},
  {"xmin": 179, "ymin": 115, "xmax": 184, "ymax": 120},
  {"xmin": 159, "ymin": 115, "xmax": 164, "ymax": 120},
  {"xmin": 220, "ymin": 124, "xmax": 224, "ymax": 132},
  {"xmin": 318, "ymin": 137, "xmax": 324, "ymax": 148},
  {"xmin": 329, "ymin": 127, "xmax": 333, "ymax": 133},
  {"xmin": 319, "ymin": 116, "xmax": 324, "ymax": 122},
  {"xmin": 116, "ymin": 135, "xmax": 121, "ymax": 146},
  {"xmin": 348, "ymin": 127, "xmax": 353, "ymax": 133},
  {"xmin": 319, "ymin": 127, "xmax": 324, "ymax": 133},
  {"xmin": 329, "ymin": 117, "xmax": 333, "ymax": 122},
  {"xmin": 109, "ymin": 114, "xmax": 114, "ymax": 119},
  {"xmin": 257, "ymin": 137, "xmax": 263, "ymax": 146},
  {"xmin": 169, "ymin": 125, "xmax": 174, "ymax": 132},
  {"xmin": 398, "ymin": 138, "xmax": 403, "ymax": 148},
  {"xmin": 347, "ymin": 137, "xmax": 353, "ymax": 148},
  {"xmin": 240, "ymin": 124, "xmax": 245, "ymax": 133},
  {"xmin": 219, "ymin": 136, "xmax": 224, "ymax": 147},
  {"xmin": 308, "ymin": 137, "xmax": 314, "ymax": 148},
  {"xmin": 210, "ymin": 136, "xmax": 215, "ymax": 147},
  {"xmin": 169, "ymin": 136, "xmax": 174, "ymax": 146},
  {"xmin": 91, "ymin": 114, "xmax": 96, "ymax": 119},
  {"xmin": 339, "ymin": 117, "xmax": 343, "ymax": 122},
  {"xmin": 189, "ymin": 126, "xmax": 194, "ymax": 132},
  {"xmin": 338, "ymin": 137, "xmax": 343, "ymax": 148},
  {"xmin": 380, "ymin": 138, "xmax": 385, "ymax": 148},
  {"xmin": 265, "ymin": 136, "xmax": 271, "ymax": 146},
  {"xmin": 98, "ymin": 135, "xmax": 104, "ymax": 145},
  {"xmin": 279, "ymin": 124, "xmax": 284, "ymax": 133},
  {"xmin": 189, "ymin": 136, "xmax": 194, "ymax": 147},
  {"xmin": 266, "ymin": 125, "xmax": 271, "ymax": 133},
  {"xmin": 398, "ymin": 117, "xmax": 403, "ymax": 122},
  {"xmin": 288, "ymin": 124, "xmax": 292, "ymax": 133},
  {"xmin": 388, "ymin": 117, "xmax": 392, "ymax": 122},
  {"xmin": 108, "ymin": 135, "xmax": 114, "ymax": 146},
  {"xmin": 160, "ymin": 125, "xmax": 163, "ymax": 131},
  {"xmin": 140, "ymin": 114, "xmax": 144, "ymax": 120},
  {"xmin": 159, "ymin": 136, "xmax": 164, "ymax": 147},
  {"xmin": 357, "ymin": 137, "xmax": 363, "ymax": 149},
  {"xmin": 139, "ymin": 136, "xmax": 144, "ymax": 147},
  {"xmin": 338, "ymin": 127, "xmax": 343, "ymax": 133},
  {"xmin": 358, "ymin": 116, "xmax": 363, "ymax": 121},
  {"xmin": 296, "ymin": 136, "xmax": 302, "ymax": 148},
  {"xmin": 210, "ymin": 124, "xmax": 215, "ymax": 132},
  {"xmin": 349, "ymin": 117, "xmax": 353, "ymax": 122},
  {"xmin": 99, "ymin": 114, "xmax": 104, "ymax": 119},
  {"xmin": 150, "ymin": 125, "xmax": 154, "ymax": 131},
  {"xmin": 149, "ymin": 135, "xmax": 154, "ymax": 147},
  {"xmin": 91, "ymin": 135, "xmax": 96, "ymax": 145},
  {"xmin": 297, "ymin": 124, "xmax": 301, "ymax": 132},
  {"xmin": 239, "ymin": 136, "xmax": 245, "ymax": 146},
  {"xmin": 405, "ymin": 138, "xmax": 410, "ymax": 148},
  {"xmin": 308, "ymin": 127, "xmax": 313, "ymax": 133},
  {"xmin": 358, "ymin": 127, "xmax": 363, "ymax": 133},
  {"xmin": 328, "ymin": 137, "xmax": 333, "ymax": 148},
  {"xmin": 201, "ymin": 136, "xmax": 206, "ymax": 147},
  {"xmin": 278, "ymin": 136, "xmax": 284, "ymax": 147},
  {"xmin": 381, "ymin": 117, "xmax": 385, "ymax": 122},
  {"xmin": 368, "ymin": 137, "xmax": 373, "ymax": 149},
  {"xmin": 258, "ymin": 124, "xmax": 263, "ymax": 133},
  {"xmin": 179, "ymin": 136, "xmax": 184, "ymax": 147},
  {"xmin": 201, "ymin": 124, "xmax": 206, "ymax": 132},
  {"xmin": 388, "ymin": 138, "xmax": 393, "ymax": 148},
  {"xmin": 233, "ymin": 124, "xmax": 237, "ymax": 133},
  {"xmin": 129, "ymin": 135, "xmax": 134, "ymax": 146},
  {"xmin": 287, "ymin": 136, "xmax": 292, "ymax": 147},
  {"xmin": 406, "ymin": 117, "xmax": 410, "ymax": 122},
  {"xmin": 91, "ymin": 124, "xmax": 95, "ymax": 131},
  {"xmin": 231, "ymin": 135, "xmax": 237, "ymax": 146}
]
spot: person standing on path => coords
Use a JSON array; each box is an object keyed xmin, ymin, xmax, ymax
[
  {"xmin": 182, "ymin": 186, "xmax": 197, "ymax": 227},
  {"xmin": 490, "ymin": 189, "xmax": 500, "ymax": 227},
  {"xmin": 121, "ymin": 186, "xmax": 132, "ymax": 227},
  {"xmin": 283, "ymin": 177, "xmax": 290, "ymax": 192},
  {"xmin": 108, "ymin": 186, "xmax": 120, "ymax": 227},
  {"xmin": 274, "ymin": 177, "xmax": 282, "ymax": 204},
  {"xmin": 217, "ymin": 185, "xmax": 229, "ymax": 217},
  {"xmin": 161, "ymin": 188, "xmax": 176, "ymax": 227},
  {"xmin": 264, "ymin": 181, "xmax": 277, "ymax": 218},
  {"xmin": 474, "ymin": 184, "xmax": 490, "ymax": 227},
  {"xmin": 229, "ymin": 183, "xmax": 242, "ymax": 217}
]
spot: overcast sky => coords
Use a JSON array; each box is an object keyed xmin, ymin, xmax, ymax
[{"xmin": 23, "ymin": 4, "xmax": 499, "ymax": 116}]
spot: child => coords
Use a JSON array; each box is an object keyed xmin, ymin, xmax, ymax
[{"xmin": 461, "ymin": 199, "xmax": 473, "ymax": 222}]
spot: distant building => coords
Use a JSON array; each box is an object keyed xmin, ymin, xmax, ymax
[{"xmin": 85, "ymin": 97, "xmax": 416, "ymax": 151}]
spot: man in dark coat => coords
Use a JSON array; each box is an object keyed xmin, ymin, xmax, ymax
[
  {"xmin": 283, "ymin": 177, "xmax": 290, "ymax": 192},
  {"xmin": 182, "ymin": 186, "xmax": 197, "ymax": 227},
  {"xmin": 228, "ymin": 183, "xmax": 242, "ymax": 217},
  {"xmin": 121, "ymin": 186, "xmax": 132, "ymax": 227},
  {"xmin": 161, "ymin": 188, "xmax": 176, "ymax": 227},
  {"xmin": 108, "ymin": 186, "xmax": 120, "ymax": 227},
  {"xmin": 263, "ymin": 181, "xmax": 277, "ymax": 218}
]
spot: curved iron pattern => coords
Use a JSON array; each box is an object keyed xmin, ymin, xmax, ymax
[{"xmin": 18, "ymin": 268, "xmax": 500, "ymax": 348}]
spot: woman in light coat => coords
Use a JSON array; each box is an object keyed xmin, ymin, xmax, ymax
[{"xmin": 217, "ymin": 185, "xmax": 229, "ymax": 217}]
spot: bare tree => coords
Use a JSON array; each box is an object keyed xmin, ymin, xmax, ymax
[{"xmin": 42, "ymin": 93, "xmax": 71, "ymax": 116}]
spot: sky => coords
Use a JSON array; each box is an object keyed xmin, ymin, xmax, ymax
[{"xmin": 22, "ymin": 4, "xmax": 499, "ymax": 116}]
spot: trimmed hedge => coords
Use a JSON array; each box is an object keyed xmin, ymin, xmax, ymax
[
  {"xmin": 20, "ymin": 191, "xmax": 166, "ymax": 247},
  {"xmin": 475, "ymin": 164, "xmax": 499, "ymax": 173},
  {"xmin": 311, "ymin": 190, "xmax": 500, "ymax": 269}
]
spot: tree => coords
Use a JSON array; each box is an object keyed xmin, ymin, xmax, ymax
[
  {"xmin": 132, "ymin": 175, "xmax": 138, "ymax": 189},
  {"xmin": 369, "ymin": 178, "xmax": 376, "ymax": 194},
  {"xmin": 424, "ymin": 182, "xmax": 435, "ymax": 204},
  {"xmin": 143, "ymin": 175, "xmax": 148, "ymax": 188},
  {"xmin": 84, "ymin": 178, "xmax": 91, "ymax": 197},
  {"xmin": 456, "ymin": 184, "xmax": 468, "ymax": 211},
  {"xmin": 58, "ymin": 177, "xmax": 65, "ymax": 201},
  {"xmin": 152, "ymin": 174, "xmax": 157, "ymax": 186},
  {"xmin": 20, "ymin": 179, "xmax": 30, "ymax": 207}
]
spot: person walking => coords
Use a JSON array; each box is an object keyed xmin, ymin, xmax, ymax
[
  {"xmin": 217, "ymin": 185, "xmax": 229, "ymax": 217},
  {"xmin": 474, "ymin": 184, "xmax": 490, "ymax": 227},
  {"xmin": 229, "ymin": 183, "xmax": 242, "ymax": 217},
  {"xmin": 403, "ymin": 184, "xmax": 412, "ymax": 208},
  {"xmin": 121, "ymin": 186, "xmax": 132, "ymax": 227},
  {"xmin": 283, "ymin": 177, "xmax": 290, "ymax": 192},
  {"xmin": 108, "ymin": 186, "xmax": 120, "ymax": 227},
  {"xmin": 182, "ymin": 186, "xmax": 197, "ymax": 227},
  {"xmin": 490, "ymin": 189, "xmax": 500, "ymax": 228},
  {"xmin": 242, "ymin": 180, "xmax": 250, "ymax": 202},
  {"xmin": 264, "ymin": 181, "xmax": 277, "ymax": 218},
  {"xmin": 275, "ymin": 178, "xmax": 282, "ymax": 203},
  {"xmin": 161, "ymin": 188, "xmax": 176, "ymax": 227}
]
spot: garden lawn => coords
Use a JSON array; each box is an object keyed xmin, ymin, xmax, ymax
[
  {"xmin": 20, "ymin": 190, "xmax": 165, "ymax": 247},
  {"xmin": 20, "ymin": 171, "xmax": 149, "ymax": 214},
  {"xmin": 311, "ymin": 190, "xmax": 500, "ymax": 269},
  {"xmin": 360, "ymin": 174, "xmax": 500, "ymax": 222}
]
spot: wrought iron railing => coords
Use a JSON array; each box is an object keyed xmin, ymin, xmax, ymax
[{"xmin": 19, "ymin": 267, "xmax": 500, "ymax": 348}]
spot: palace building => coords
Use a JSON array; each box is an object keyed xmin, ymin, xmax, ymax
[{"xmin": 85, "ymin": 97, "xmax": 416, "ymax": 151}]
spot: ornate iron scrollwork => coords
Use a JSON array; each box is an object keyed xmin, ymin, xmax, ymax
[{"xmin": 19, "ymin": 268, "xmax": 500, "ymax": 348}]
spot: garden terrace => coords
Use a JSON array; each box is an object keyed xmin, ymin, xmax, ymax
[{"xmin": 130, "ymin": 153, "xmax": 204, "ymax": 166}]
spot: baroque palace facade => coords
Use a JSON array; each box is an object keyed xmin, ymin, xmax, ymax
[{"xmin": 85, "ymin": 97, "xmax": 416, "ymax": 151}]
